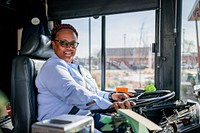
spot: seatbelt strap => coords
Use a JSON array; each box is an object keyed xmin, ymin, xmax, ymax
[{"xmin": 68, "ymin": 106, "xmax": 79, "ymax": 114}]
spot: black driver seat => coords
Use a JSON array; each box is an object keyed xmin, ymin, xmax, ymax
[{"xmin": 11, "ymin": 33, "xmax": 54, "ymax": 133}]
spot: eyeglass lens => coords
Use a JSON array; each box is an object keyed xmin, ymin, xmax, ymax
[{"xmin": 55, "ymin": 40, "xmax": 79, "ymax": 48}]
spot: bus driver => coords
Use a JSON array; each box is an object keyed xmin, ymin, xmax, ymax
[{"xmin": 35, "ymin": 23, "xmax": 135, "ymax": 132}]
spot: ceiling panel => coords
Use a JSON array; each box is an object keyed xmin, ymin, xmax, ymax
[{"xmin": 47, "ymin": 0, "xmax": 158, "ymax": 20}]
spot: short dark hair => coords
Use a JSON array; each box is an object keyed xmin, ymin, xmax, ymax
[{"xmin": 51, "ymin": 24, "xmax": 78, "ymax": 40}]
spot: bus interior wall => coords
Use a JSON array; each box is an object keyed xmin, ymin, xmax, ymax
[
  {"xmin": 0, "ymin": 0, "xmax": 24, "ymax": 101},
  {"xmin": 0, "ymin": 27, "xmax": 17, "ymax": 101}
]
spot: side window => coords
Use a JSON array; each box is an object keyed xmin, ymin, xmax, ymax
[
  {"xmin": 181, "ymin": 0, "xmax": 199, "ymax": 101},
  {"xmin": 105, "ymin": 11, "xmax": 155, "ymax": 91}
]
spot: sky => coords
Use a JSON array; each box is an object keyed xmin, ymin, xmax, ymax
[
  {"xmin": 64, "ymin": 10, "xmax": 155, "ymax": 47},
  {"xmin": 182, "ymin": 0, "xmax": 197, "ymax": 41},
  {"xmin": 63, "ymin": 11, "xmax": 155, "ymax": 57},
  {"xmin": 63, "ymin": 0, "xmax": 198, "ymax": 57}
]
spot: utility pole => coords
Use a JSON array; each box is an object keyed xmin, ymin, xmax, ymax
[{"xmin": 124, "ymin": 34, "xmax": 126, "ymax": 63}]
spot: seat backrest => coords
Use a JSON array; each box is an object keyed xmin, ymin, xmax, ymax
[{"xmin": 11, "ymin": 33, "xmax": 53, "ymax": 133}]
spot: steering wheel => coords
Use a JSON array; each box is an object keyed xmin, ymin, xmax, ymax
[
  {"xmin": 129, "ymin": 90, "xmax": 175, "ymax": 107},
  {"xmin": 91, "ymin": 90, "xmax": 175, "ymax": 114}
]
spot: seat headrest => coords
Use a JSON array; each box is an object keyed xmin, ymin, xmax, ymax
[{"xmin": 20, "ymin": 33, "xmax": 54, "ymax": 59}]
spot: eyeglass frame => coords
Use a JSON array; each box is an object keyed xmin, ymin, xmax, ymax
[{"xmin": 54, "ymin": 39, "xmax": 79, "ymax": 48}]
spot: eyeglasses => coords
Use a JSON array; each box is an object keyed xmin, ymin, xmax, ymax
[{"xmin": 54, "ymin": 39, "xmax": 79, "ymax": 48}]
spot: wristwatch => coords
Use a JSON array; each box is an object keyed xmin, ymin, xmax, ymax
[{"xmin": 108, "ymin": 92, "xmax": 114, "ymax": 102}]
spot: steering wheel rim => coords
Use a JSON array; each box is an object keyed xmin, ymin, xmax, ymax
[
  {"xmin": 91, "ymin": 90, "xmax": 175, "ymax": 114},
  {"xmin": 130, "ymin": 90, "xmax": 175, "ymax": 107}
]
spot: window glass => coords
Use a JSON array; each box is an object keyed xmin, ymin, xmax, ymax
[
  {"xmin": 181, "ymin": 0, "xmax": 199, "ymax": 102},
  {"xmin": 105, "ymin": 11, "xmax": 155, "ymax": 92},
  {"xmin": 62, "ymin": 10, "xmax": 155, "ymax": 92}
]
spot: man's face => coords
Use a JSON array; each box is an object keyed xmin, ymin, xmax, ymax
[{"xmin": 52, "ymin": 29, "xmax": 78, "ymax": 62}]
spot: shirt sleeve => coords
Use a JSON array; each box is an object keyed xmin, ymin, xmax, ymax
[{"xmin": 96, "ymin": 89, "xmax": 110, "ymax": 100}]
